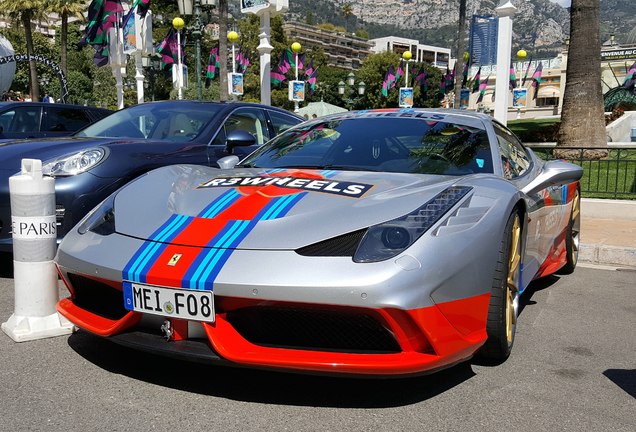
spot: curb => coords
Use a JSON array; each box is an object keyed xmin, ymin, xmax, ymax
[{"xmin": 579, "ymin": 243, "xmax": 636, "ymax": 268}]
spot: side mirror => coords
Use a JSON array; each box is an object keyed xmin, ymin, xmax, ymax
[
  {"xmin": 521, "ymin": 160, "xmax": 583, "ymax": 196},
  {"xmin": 226, "ymin": 129, "xmax": 256, "ymax": 153},
  {"xmin": 217, "ymin": 155, "xmax": 240, "ymax": 169}
]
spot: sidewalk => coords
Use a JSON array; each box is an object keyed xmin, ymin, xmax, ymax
[{"xmin": 580, "ymin": 198, "xmax": 636, "ymax": 268}]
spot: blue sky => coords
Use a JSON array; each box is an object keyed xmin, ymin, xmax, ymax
[{"xmin": 549, "ymin": 0, "xmax": 571, "ymax": 7}]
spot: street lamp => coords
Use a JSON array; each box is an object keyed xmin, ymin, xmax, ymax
[
  {"xmin": 177, "ymin": 0, "xmax": 217, "ymax": 100},
  {"xmin": 515, "ymin": 49, "xmax": 527, "ymax": 119},
  {"xmin": 172, "ymin": 17, "xmax": 185, "ymax": 100},
  {"xmin": 338, "ymin": 72, "xmax": 365, "ymax": 110}
]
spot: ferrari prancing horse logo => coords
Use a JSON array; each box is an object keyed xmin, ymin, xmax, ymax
[{"xmin": 167, "ymin": 253, "xmax": 183, "ymax": 266}]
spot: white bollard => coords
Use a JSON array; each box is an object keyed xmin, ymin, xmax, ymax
[{"xmin": 1, "ymin": 159, "xmax": 74, "ymax": 342}]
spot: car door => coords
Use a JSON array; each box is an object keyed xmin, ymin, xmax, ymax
[
  {"xmin": 0, "ymin": 105, "xmax": 43, "ymax": 140},
  {"xmin": 42, "ymin": 106, "xmax": 94, "ymax": 137},
  {"xmin": 208, "ymin": 107, "xmax": 271, "ymax": 163}
]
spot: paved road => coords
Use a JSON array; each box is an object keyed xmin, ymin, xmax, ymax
[{"xmin": 0, "ymin": 264, "xmax": 634, "ymax": 432}]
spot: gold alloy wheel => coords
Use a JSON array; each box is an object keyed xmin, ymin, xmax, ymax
[
  {"xmin": 506, "ymin": 215, "xmax": 521, "ymax": 345},
  {"xmin": 570, "ymin": 190, "xmax": 581, "ymax": 266}
]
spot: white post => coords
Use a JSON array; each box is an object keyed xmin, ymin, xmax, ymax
[
  {"xmin": 405, "ymin": 62, "xmax": 409, "ymax": 87},
  {"xmin": 494, "ymin": 1, "xmax": 517, "ymax": 125},
  {"xmin": 294, "ymin": 51, "xmax": 299, "ymax": 113},
  {"xmin": 108, "ymin": 27, "xmax": 125, "ymax": 110},
  {"xmin": 135, "ymin": 51, "xmax": 145, "ymax": 104},
  {"xmin": 2, "ymin": 159, "xmax": 74, "ymax": 342},
  {"xmin": 257, "ymin": 11, "xmax": 273, "ymax": 106},
  {"xmin": 176, "ymin": 29, "xmax": 183, "ymax": 100}
]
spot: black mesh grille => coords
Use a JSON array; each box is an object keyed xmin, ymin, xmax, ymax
[
  {"xmin": 68, "ymin": 273, "xmax": 128, "ymax": 320},
  {"xmin": 226, "ymin": 306, "xmax": 401, "ymax": 353},
  {"xmin": 295, "ymin": 229, "xmax": 366, "ymax": 257}
]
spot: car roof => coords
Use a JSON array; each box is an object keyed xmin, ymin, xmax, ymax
[
  {"xmin": 0, "ymin": 101, "xmax": 111, "ymax": 112},
  {"xmin": 131, "ymin": 100, "xmax": 303, "ymax": 119}
]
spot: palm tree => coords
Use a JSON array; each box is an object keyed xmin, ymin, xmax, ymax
[
  {"xmin": 49, "ymin": 0, "xmax": 85, "ymax": 78},
  {"xmin": 453, "ymin": 0, "xmax": 467, "ymax": 108},
  {"xmin": 218, "ymin": 0, "xmax": 228, "ymax": 102},
  {"xmin": 0, "ymin": 0, "xmax": 49, "ymax": 100},
  {"xmin": 342, "ymin": 3, "xmax": 353, "ymax": 32},
  {"xmin": 556, "ymin": 0, "xmax": 607, "ymax": 157}
]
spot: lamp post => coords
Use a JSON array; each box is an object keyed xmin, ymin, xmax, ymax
[
  {"xmin": 291, "ymin": 41, "xmax": 301, "ymax": 113},
  {"xmin": 177, "ymin": 0, "xmax": 217, "ymax": 100},
  {"xmin": 515, "ymin": 49, "xmax": 527, "ymax": 119},
  {"xmin": 338, "ymin": 71, "xmax": 365, "ymax": 111},
  {"xmin": 172, "ymin": 17, "xmax": 185, "ymax": 100}
]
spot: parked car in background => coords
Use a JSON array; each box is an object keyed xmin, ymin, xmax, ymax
[
  {"xmin": 0, "ymin": 102, "xmax": 112, "ymax": 141},
  {"xmin": 0, "ymin": 100, "xmax": 303, "ymax": 253}
]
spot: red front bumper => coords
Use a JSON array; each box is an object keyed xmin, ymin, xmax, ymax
[{"xmin": 57, "ymin": 273, "xmax": 490, "ymax": 376}]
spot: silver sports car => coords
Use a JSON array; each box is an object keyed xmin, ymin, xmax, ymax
[{"xmin": 56, "ymin": 109, "xmax": 583, "ymax": 376}]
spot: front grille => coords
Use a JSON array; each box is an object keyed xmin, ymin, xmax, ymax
[
  {"xmin": 68, "ymin": 273, "xmax": 127, "ymax": 320},
  {"xmin": 226, "ymin": 306, "xmax": 401, "ymax": 353},
  {"xmin": 295, "ymin": 229, "xmax": 366, "ymax": 257}
]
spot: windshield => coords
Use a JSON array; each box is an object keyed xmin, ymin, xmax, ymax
[
  {"xmin": 240, "ymin": 116, "xmax": 493, "ymax": 175},
  {"xmin": 75, "ymin": 103, "xmax": 222, "ymax": 141}
]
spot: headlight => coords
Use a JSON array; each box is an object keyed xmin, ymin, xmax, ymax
[
  {"xmin": 77, "ymin": 193, "xmax": 116, "ymax": 236},
  {"xmin": 42, "ymin": 148, "xmax": 106, "ymax": 177},
  {"xmin": 353, "ymin": 186, "xmax": 472, "ymax": 263}
]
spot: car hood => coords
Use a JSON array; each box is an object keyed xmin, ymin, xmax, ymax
[{"xmin": 112, "ymin": 165, "xmax": 469, "ymax": 249}]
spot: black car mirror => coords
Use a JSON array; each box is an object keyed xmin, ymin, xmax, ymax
[{"xmin": 226, "ymin": 129, "xmax": 256, "ymax": 153}]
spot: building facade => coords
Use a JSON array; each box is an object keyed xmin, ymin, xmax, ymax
[
  {"xmin": 282, "ymin": 22, "xmax": 373, "ymax": 70},
  {"xmin": 368, "ymin": 35, "xmax": 452, "ymax": 69}
]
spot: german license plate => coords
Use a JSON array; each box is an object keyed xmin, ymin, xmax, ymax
[{"xmin": 123, "ymin": 281, "xmax": 215, "ymax": 322}]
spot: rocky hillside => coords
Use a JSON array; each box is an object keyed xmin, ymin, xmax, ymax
[{"xmin": 289, "ymin": 0, "xmax": 635, "ymax": 55}]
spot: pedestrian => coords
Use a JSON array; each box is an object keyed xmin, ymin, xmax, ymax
[{"xmin": 42, "ymin": 92, "xmax": 52, "ymax": 103}]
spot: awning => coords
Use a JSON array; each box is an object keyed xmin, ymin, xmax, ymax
[{"xmin": 538, "ymin": 85, "xmax": 561, "ymax": 99}]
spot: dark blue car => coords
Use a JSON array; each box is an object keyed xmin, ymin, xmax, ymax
[
  {"xmin": 0, "ymin": 100, "xmax": 303, "ymax": 253},
  {"xmin": 0, "ymin": 102, "xmax": 111, "ymax": 141}
]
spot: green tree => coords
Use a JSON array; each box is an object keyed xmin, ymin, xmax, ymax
[
  {"xmin": 453, "ymin": 0, "xmax": 467, "ymax": 107},
  {"xmin": 49, "ymin": 0, "xmax": 85, "ymax": 78},
  {"xmin": 0, "ymin": 0, "xmax": 49, "ymax": 100},
  {"xmin": 356, "ymin": 51, "xmax": 442, "ymax": 109},
  {"xmin": 557, "ymin": 0, "xmax": 607, "ymax": 157},
  {"xmin": 341, "ymin": 3, "xmax": 353, "ymax": 32}
]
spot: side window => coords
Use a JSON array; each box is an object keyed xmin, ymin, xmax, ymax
[
  {"xmin": 5, "ymin": 106, "xmax": 42, "ymax": 133},
  {"xmin": 43, "ymin": 107, "xmax": 91, "ymax": 132},
  {"xmin": 494, "ymin": 125, "xmax": 531, "ymax": 179},
  {"xmin": 268, "ymin": 110, "xmax": 301, "ymax": 136},
  {"xmin": 213, "ymin": 108, "xmax": 270, "ymax": 145}
]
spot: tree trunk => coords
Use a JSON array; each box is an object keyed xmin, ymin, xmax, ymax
[
  {"xmin": 22, "ymin": 10, "xmax": 39, "ymax": 101},
  {"xmin": 556, "ymin": 0, "xmax": 607, "ymax": 158},
  {"xmin": 218, "ymin": 0, "xmax": 228, "ymax": 102},
  {"xmin": 61, "ymin": 11, "xmax": 68, "ymax": 78},
  {"xmin": 453, "ymin": 0, "xmax": 467, "ymax": 108}
]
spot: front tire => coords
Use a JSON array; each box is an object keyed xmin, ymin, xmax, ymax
[
  {"xmin": 479, "ymin": 210, "xmax": 522, "ymax": 361},
  {"xmin": 559, "ymin": 188, "xmax": 580, "ymax": 275}
]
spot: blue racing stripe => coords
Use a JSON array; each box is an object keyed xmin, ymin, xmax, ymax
[
  {"xmin": 269, "ymin": 192, "xmax": 306, "ymax": 219},
  {"xmin": 189, "ymin": 220, "xmax": 251, "ymax": 290},
  {"xmin": 124, "ymin": 214, "xmax": 189, "ymax": 281},
  {"xmin": 199, "ymin": 189, "xmax": 240, "ymax": 218},
  {"xmin": 196, "ymin": 220, "xmax": 258, "ymax": 290},
  {"xmin": 261, "ymin": 194, "xmax": 296, "ymax": 220},
  {"xmin": 130, "ymin": 215, "xmax": 191, "ymax": 282}
]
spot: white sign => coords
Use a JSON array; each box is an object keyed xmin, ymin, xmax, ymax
[{"xmin": 11, "ymin": 215, "xmax": 56, "ymax": 239}]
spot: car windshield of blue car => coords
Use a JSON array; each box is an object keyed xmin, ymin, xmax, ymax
[
  {"xmin": 240, "ymin": 116, "xmax": 494, "ymax": 175},
  {"xmin": 75, "ymin": 104, "xmax": 222, "ymax": 141}
]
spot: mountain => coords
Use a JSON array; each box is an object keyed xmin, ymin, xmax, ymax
[{"xmin": 289, "ymin": 0, "xmax": 635, "ymax": 56}]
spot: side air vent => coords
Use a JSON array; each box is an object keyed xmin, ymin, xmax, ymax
[
  {"xmin": 433, "ymin": 206, "xmax": 489, "ymax": 236},
  {"xmin": 295, "ymin": 229, "xmax": 367, "ymax": 257}
]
